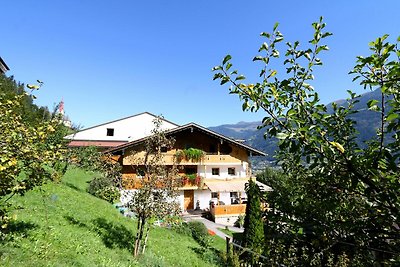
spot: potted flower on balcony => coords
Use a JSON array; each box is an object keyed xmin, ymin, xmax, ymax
[
  {"xmin": 184, "ymin": 148, "xmax": 205, "ymax": 162},
  {"xmin": 187, "ymin": 173, "xmax": 197, "ymax": 182},
  {"xmin": 174, "ymin": 148, "xmax": 205, "ymax": 163},
  {"xmin": 195, "ymin": 175, "xmax": 204, "ymax": 188},
  {"xmin": 175, "ymin": 150, "xmax": 185, "ymax": 163},
  {"xmin": 181, "ymin": 176, "xmax": 189, "ymax": 186}
]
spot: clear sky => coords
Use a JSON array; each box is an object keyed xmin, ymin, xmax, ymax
[{"xmin": 2, "ymin": 0, "xmax": 399, "ymax": 128}]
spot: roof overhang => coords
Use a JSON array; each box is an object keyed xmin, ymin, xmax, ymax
[
  {"xmin": 206, "ymin": 179, "xmax": 272, "ymax": 193},
  {"xmin": 68, "ymin": 140, "xmax": 128, "ymax": 148},
  {"xmin": 105, "ymin": 123, "xmax": 266, "ymax": 156},
  {"xmin": 0, "ymin": 57, "xmax": 10, "ymax": 73}
]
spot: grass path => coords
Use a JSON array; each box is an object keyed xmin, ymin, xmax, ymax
[{"xmin": 0, "ymin": 168, "xmax": 224, "ymax": 266}]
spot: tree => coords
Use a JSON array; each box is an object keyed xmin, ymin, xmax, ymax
[
  {"xmin": 125, "ymin": 118, "xmax": 180, "ymax": 257},
  {"xmin": 243, "ymin": 179, "xmax": 264, "ymax": 263},
  {"xmin": 0, "ymin": 78, "xmax": 67, "ymax": 233},
  {"xmin": 213, "ymin": 17, "xmax": 400, "ymax": 265}
]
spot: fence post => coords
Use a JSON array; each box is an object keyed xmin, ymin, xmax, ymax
[{"xmin": 226, "ymin": 236, "xmax": 231, "ymax": 254}]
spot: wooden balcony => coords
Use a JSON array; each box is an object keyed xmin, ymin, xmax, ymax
[
  {"xmin": 123, "ymin": 153, "xmax": 243, "ymax": 166},
  {"xmin": 210, "ymin": 204, "xmax": 246, "ymax": 217},
  {"xmin": 122, "ymin": 175, "xmax": 206, "ymax": 190}
]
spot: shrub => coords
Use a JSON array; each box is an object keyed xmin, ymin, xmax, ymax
[
  {"xmin": 188, "ymin": 221, "xmax": 211, "ymax": 248},
  {"xmin": 95, "ymin": 186, "xmax": 120, "ymax": 203},
  {"xmin": 171, "ymin": 222, "xmax": 192, "ymax": 236},
  {"xmin": 222, "ymin": 245, "xmax": 241, "ymax": 267},
  {"xmin": 234, "ymin": 214, "xmax": 245, "ymax": 228},
  {"xmin": 87, "ymin": 176, "xmax": 120, "ymax": 203}
]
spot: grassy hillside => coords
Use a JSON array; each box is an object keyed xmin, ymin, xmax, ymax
[{"xmin": 0, "ymin": 168, "xmax": 225, "ymax": 267}]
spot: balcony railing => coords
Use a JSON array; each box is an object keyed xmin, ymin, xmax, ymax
[
  {"xmin": 210, "ymin": 203, "xmax": 246, "ymax": 217},
  {"xmin": 122, "ymin": 175, "xmax": 206, "ymax": 190}
]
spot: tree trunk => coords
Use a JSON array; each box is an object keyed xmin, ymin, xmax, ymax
[
  {"xmin": 142, "ymin": 224, "xmax": 151, "ymax": 254},
  {"xmin": 134, "ymin": 215, "xmax": 143, "ymax": 257},
  {"xmin": 134, "ymin": 215, "xmax": 147, "ymax": 257}
]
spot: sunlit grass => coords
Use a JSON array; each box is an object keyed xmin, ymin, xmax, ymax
[{"xmin": 1, "ymin": 167, "xmax": 224, "ymax": 266}]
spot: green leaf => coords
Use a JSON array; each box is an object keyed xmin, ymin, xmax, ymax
[
  {"xmin": 276, "ymin": 132, "xmax": 288, "ymax": 140},
  {"xmin": 260, "ymin": 32, "xmax": 270, "ymax": 38},
  {"xmin": 235, "ymin": 75, "xmax": 246, "ymax": 81},
  {"xmin": 330, "ymin": 141, "xmax": 345, "ymax": 153},
  {"xmin": 27, "ymin": 84, "xmax": 40, "ymax": 90},
  {"xmin": 267, "ymin": 70, "xmax": 277, "ymax": 78},
  {"xmin": 367, "ymin": 99, "xmax": 379, "ymax": 108},
  {"xmin": 386, "ymin": 113, "xmax": 399, "ymax": 122},
  {"xmin": 222, "ymin": 55, "xmax": 232, "ymax": 65},
  {"xmin": 259, "ymin": 42, "xmax": 268, "ymax": 52},
  {"xmin": 253, "ymin": 56, "xmax": 263, "ymax": 61},
  {"xmin": 212, "ymin": 66, "xmax": 222, "ymax": 71}
]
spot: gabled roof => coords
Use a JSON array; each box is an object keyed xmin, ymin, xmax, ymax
[
  {"xmin": 104, "ymin": 122, "xmax": 266, "ymax": 156},
  {"xmin": 70, "ymin": 112, "xmax": 179, "ymax": 134},
  {"xmin": 64, "ymin": 111, "xmax": 180, "ymax": 142}
]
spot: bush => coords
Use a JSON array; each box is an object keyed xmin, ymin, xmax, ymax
[
  {"xmin": 88, "ymin": 176, "xmax": 120, "ymax": 203},
  {"xmin": 234, "ymin": 214, "xmax": 244, "ymax": 228},
  {"xmin": 171, "ymin": 222, "xmax": 192, "ymax": 236},
  {"xmin": 188, "ymin": 221, "xmax": 211, "ymax": 248},
  {"xmin": 222, "ymin": 245, "xmax": 241, "ymax": 267},
  {"xmin": 95, "ymin": 186, "xmax": 120, "ymax": 203}
]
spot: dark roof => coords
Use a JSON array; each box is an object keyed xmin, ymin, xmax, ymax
[
  {"xmin": 73, "ymin": 112, "xmax": 180, "ymax": 133},
  {"xmin": 104, "ymin": 122, "xmax": 266, "ymax": 156},
  {"xmin": 0, "ymin": 57, "xmax": 10, "ymax": 73}
]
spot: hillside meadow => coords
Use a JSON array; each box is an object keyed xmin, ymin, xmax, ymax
[{"xmin": 0, "ymin": 168, "xmax": 225, "ymax": 267}]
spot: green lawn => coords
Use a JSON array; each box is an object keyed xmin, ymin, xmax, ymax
[
  {"xmin": 0, "ymin": 167, "xmax": 225, "ymax": 266},
  {"xmin": 218, "ymin": 227, "xmax": 234, "ymax": 237}
]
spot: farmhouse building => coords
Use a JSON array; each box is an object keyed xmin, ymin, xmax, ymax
[{"xmin": 106, "ymin": 122, "xmax": 270, "ymax": 226}]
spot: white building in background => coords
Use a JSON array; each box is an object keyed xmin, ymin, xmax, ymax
[{"xmin": 64, "ymin": 112, "xmax": 179, "ymax": 149}]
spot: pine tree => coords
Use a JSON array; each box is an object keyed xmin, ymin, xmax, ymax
[{"xmin": 243, "ymin": 179, "xmax": 264, "ymax": 259}]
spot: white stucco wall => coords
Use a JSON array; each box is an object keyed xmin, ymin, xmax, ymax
[
  {"xmin": 194, "ymin": 189, "xmax": 211, "ymax": 210},
  {"xmin": 214, "ymin": 215, "xmax": 243, "ymax": 226},
  {"xmin": 178, "ymin": 190, "xmax": 185, "ymax": 211},
  {"xmin": 219, "ymin": 192, "xmax": 231, "ymax": 206},
  {"xmin": 65, "ymin": 113, "xmax": 177, "ymax": 142},
  {"xmin": 120, "ymin": 189, "xmax": 135, "ymax": 205},
  {"xmin": 198, "ymin": 162, "xmax": 248, "ymax": 180}
]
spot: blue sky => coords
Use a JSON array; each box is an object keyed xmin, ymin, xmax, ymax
[{"xmin": 2, "ymin": 1, "xmax": 399, "ymax": 128}]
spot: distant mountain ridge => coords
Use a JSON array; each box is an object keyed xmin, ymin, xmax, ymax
[{"xmin": 209, "ymin": 89, "xmax": 384, "ymax": 162}]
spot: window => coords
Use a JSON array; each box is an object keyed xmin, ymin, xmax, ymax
[
  {"xmin": 212, "ymin": 168, "xmax": 220, "ymax": 176},
  {"xmin": 106, "ymin": 128, "xmax": 114, "ymax": 136},
  {"xmin": 211, "ymin": 192, "xmax": 218, "ymax": 199},
  {"xmin": 230, "ymin": 192, "xmax": 239, "ymax": 204},
  {"xmin": 228, "ymin": 167, "xmax": 235, "ymax": 176},
  {"xmin": 230, "ymin": 192, "xmax": 238, "ymax": 198}
]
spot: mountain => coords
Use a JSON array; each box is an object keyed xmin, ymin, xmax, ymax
[{"xmin": 209, "ymin": 89, "xmax": 385, "ymax": 165}]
